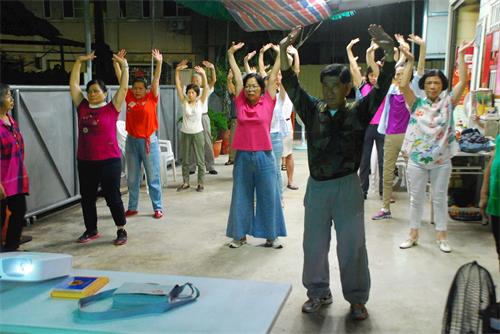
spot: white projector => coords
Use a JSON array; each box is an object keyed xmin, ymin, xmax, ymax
[{"xmin": 0, "ymin": 252, "xmax": 72, "ymax": 281}]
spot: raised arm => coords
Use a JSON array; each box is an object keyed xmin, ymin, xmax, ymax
[
  {"xmin": 346, "ymin": 38, "xmax": 362, "ymax": 88},
  {"xmin": 394, "ymin": 34, "xmax": 410, "ymax": 68},
  {"xmin": 70, "ymin": 52, "xmax": 95, "ymax": 106},
  {"xmin": 258, "ymin": 44, "xmax": 272, "ymax": 77},
  {"xmin": 287, "ymin": 45, "xmax": 300, "ymax": 76},
  {"xmin": 243, "ymin": 51, "xmax": 257, "ymax": 75},
  {"xmin": 194, "ymin": 66, "xmax": 209, "ymax": 104},
  {"xmin": 112, "ymin": 53, "xmax": 129, "ymax": 111},
  {"xmin": 366, "ymin": 41, "xmax": 380, "ymax": 77},
  {"xmin": 175, "ymin": 59, "xmax": 188, "ymax": 103},
  {"xmin": 408, "ymin": 34, "xmax": 426, "ymax": 76},
  {"xmin": 227, "ymin": 42, "xmax": 245, "ymax": 96},
  {"xmin": 151, "ymin": 49, "xmax": 163, "ymax": 97},
  {"xmin": 227, "ymin": 69, "xmax": 236, "ymax": 95},
  {"xmin": 266, "ymin": 44, "xmax": 280, "ymax": 99},
  {"xmin": 113, "ymin": 49, "xmax": 126, "ymax": 83},
  {"xmin": 398, "ymin": 46, "xmax": 416, "ymax": 109},
  {"xmin": 202, "ymin": 60, "xmax": 216, "ymax": 89},
  {"xmin": 451, "ymin": 40, "xmax": 474, "ymax": 106}
]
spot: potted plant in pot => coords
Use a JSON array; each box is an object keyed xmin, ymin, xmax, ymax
[{"xmin": 208, "ymin": 108, "xmax": 228, "ymax": 158}]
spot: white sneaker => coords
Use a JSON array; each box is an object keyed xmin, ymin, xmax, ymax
[
  {"xmin": 437, "ymin": 240, "xmax": 452, "ymax": 253},
  {"xmin": 228, "ymin": 239, "xmax": 247, "ymax": 248},
  {"xmin": 265, "ymin": 238, "xmax": 283, "ymax": 249},
  {"xmin": 399, "ymin": 238, "xmax": 418, "ymax": 249}
]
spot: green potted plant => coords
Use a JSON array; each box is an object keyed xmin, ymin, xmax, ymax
[{"xmin": 208, "ymin": 108, "xmax": 228, "ymax": 158}]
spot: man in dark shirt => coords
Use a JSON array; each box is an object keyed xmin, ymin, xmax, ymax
[{"xmin": 279, "ymin": 25, "xmax": 395, "ymax": 319}]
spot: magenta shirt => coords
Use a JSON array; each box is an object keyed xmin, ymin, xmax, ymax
[
  {"xmin": 77, "ymin": 100, "xmax": 121, "ymax": 161},
  {"xmin": 360, "ymin": 83, "xmax": 384, "ymax": 125},
  {"xmin": 386, "ymin": 94, "xmax": 410, "ymax": 134},
  {"xmin": 232, "ymin": 90, "xmax": 276, "ymax": 151},
  {"xmin": 0, "ymin": 114, "xmax": 29, "ymax": 197}
]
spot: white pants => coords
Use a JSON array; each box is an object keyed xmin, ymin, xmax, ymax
[{"xmin": 407, "ymin": 160, "xmax": 452, "ymax": 231}]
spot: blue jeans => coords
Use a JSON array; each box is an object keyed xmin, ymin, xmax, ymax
[
  {"xmin": 271, "ymin": 132, "xmax": 284, "ymax": 200},
  {"xmin": 126, "ymin": 134, "xmax": 163, "ymax": 211},
  {"xmin": 226, "ymin": 150, "xmax": 286, "ymax": 240}
]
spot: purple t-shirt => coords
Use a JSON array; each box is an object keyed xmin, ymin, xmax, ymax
[
  {"xmin": 386, "ymin": 93, "xmax": 410, "ymax": 134},
  {"xmin": 360, "ymin": 83, "xmax": 384, "ymax": 125},
  {"xmin": 77, "ymin": 100, "xmax": 121, "ymax": 161}
]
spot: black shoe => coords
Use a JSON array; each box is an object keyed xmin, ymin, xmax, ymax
[
  {"xmin": 189, "ymin": 171, "xmax": 195, "ymax": 175},
  {"xmin": 77, "ymin": 230, "xmax": 100, "ymax": 243},
  {"xmin": 363, "ymin": 193, "xmax": 367, "ymax": 200},
  {"xmin": 114, "ymin": 229, "xmax": 127, "ymax": 246},
  {"xmin": 302, "ymin": 293, "xmax": 333, "ymax": 313},
  {"xmin": 196, "ymin": 185, "xmax": 204, "ymax": 192},
  {"xmin": 208, "ymin": 170, "xmax": 218, "ymax": 175}
]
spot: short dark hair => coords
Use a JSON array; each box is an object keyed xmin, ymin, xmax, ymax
[
  {"xmin": 243, "ymin": 73, "xmax": 266, "ymax": 94},
  {"xmin": 185, "ymin": 83, "xmax": 200, "ymax": 96},
  {"xmin": 320, "ymin": 64, "xmax": 351, "ymax": 85},
  {"xmin": 132, "ymin": 77, "xmax": 148, "ymax": 89},
  {"xmin": 86, "ymin": 79, "xmax": 108, "ymax": 93},
  {"xmin": 0, "ymin": 83, "xmax": 10, "ymax": 106},
  {"xmin": 418, "ymin": 69, "xmax": 448, "ymax": 90}
]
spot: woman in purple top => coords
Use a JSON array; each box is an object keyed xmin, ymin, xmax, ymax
[
  {"xmin": 69, "ymin": 51, "xmax": 129, "ymax": 246},
  {"xmin": 0, "ymin": 83, "xmax": 29, "ymax": 251},
  {"xmin": 347, "ymin": 38, "xmax": 385, "ymax": 199}
]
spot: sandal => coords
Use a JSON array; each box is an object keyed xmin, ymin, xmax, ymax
[
  {"xmin": 281, "ymin": 164, "xmax": 287, "ymax": 171},
  {"xmin": 176, "ymin": 183, "xmax": 190, "ymax": 192},
  {"xmin": 287, "ymin": 184, "xmax": 299, "ymax": 190}
]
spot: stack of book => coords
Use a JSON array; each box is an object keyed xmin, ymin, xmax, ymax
[{"xmin": 50, "ymin": 276, "xmax": 109, "ymax": 299}]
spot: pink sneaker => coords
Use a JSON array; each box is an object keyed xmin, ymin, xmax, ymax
[
  {"xmin": 153, "ymin": 210, "xmax": 163, "ymax": 219},
  {"xmin": 371, "ymin": 209, "xmax": 391, "ymax": 220}
]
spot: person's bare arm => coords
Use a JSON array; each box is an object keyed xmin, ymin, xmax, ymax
[
  {"xmin": 227, "ymin": 42, "xmax": 245, "ymax": 96},
  {"xmin": 175, "ymin": 59, "xmax": 188, "ymax": 103},
  {"xmin": 113, "ymin": 49, "xmax": 126, "ymax": 83},
  {"xmin": 451, "ymin": 40, "xmax": 474, "ymax": 106},
  {"xmin": 346, "ymin": 38, "xmax": 362, "ymax": 88},
  {"xmin": 394, "ymin": 34, "xmax": 410, "ymax": 68},
  {"xmin": 408, "ymin": 34, "xmax": 426, "ymax": 76},
  {"xmin": 267, "ymin": 44, "xmax": 280, "ymax": 99},
  {"xmin": 398, "ymin": 46, "xmax": 417, "ymax": 109},
  {"xmin": 112, "ymin": 53, "xmax": 129, "ymax": 111},
  {"xmin": 366, "ymin": 41, "xmax": 380, "ymax": 77},
  {"xmin": 70, "ymin": 52, "xmax": 95, "ymax": 106},
  {"xmin": 195, "ymin": 66, "xmax": 209, "ymax": 104},
  {"xmin": 151, "ymin": 49, "xmax": 163, "ymax": 97},
  {"xmin": 243, "ymin": 51, "xmax": 257, "ymax": 74},
  {"xmin": 258, "ymin": 43, "xmax": 272, "ymax": 77},
  {"xmin": 202, "ymin": 60, "xmax": 216, "ymax": 89},
  {"xmin": 287, "ymin": 45, "xmax": 300, "ymax": 76},
  {"xmin": 227, "ymin": 69, "xmax": 236, "ymax": 95}
]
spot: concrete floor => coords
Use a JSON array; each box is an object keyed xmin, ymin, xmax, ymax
[{"xmin": 20, "ymin": 149, "xmax": 500, "ymax": 334}]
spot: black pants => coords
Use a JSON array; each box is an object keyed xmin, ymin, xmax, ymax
[
  {"xmin": 359, "ymin": 124, "xmax": 385, "ymax": 195},
  {"xmin": 491, "ymin": 215, "xmax": 499, "ymax": 258},
  {"xmin": 78, "ymin": 158, "xmax": 126, "ymax": 233},
  {"xmin": 0, "ymin": 194, "xmax": 27, "ymax": 251}
]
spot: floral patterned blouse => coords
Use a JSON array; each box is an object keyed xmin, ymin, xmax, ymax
[{"xmin": 401, "ymin": 94, "xmax": 457, "ymax": 166}]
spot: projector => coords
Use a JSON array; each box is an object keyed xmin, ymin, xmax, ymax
[{"xmin": 0, "ymin": 252, "xmax": 72, "ymax": 282}]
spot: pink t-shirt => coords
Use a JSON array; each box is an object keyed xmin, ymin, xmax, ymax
[
  {"xmin": 77, "ymin": 100, "xmax": 121, "ymax": 161},
  {"xmin": 232, "ymin": 90, "xmax": 276, "ymax": 151},
  {"xmin": 360, "ymin": 83, "xmax": 384, "ymax": 125}
]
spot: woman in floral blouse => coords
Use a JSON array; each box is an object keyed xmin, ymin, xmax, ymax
[{"xmin": 397, "ymin": 41, "xmax": 472, "ymax": 253}]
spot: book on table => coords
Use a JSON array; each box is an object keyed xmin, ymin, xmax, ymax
[{"xmin": 50, "ymin": 276, "xmax": 109, "ymax": 299}]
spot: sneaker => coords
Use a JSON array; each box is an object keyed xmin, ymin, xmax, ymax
[
  {"xmin": 350, "ymin": 304, "xmax": 369, "ymax": 320},
  {"xmin": 228, "ymin": 238, "xmax": 247, "ymax": 248},
  {"xmin": 77, "ymin": 231, "xmax": 100, "ymax": 243},
  {"xmin": 390, "ymin": 197, "xmax": 396, "ymax": 203},
  {"xmin": 177, "ymin": 183, "xmax": 190, "ymax": 192},
  {"xmin": 225, "ymin": 160, "xmax": 234, "ymax": 165},
  {"xmin": 372, "ymin": 209, "xmax": 391, "ymax": 220},
  {"xmin": 125, "ymin": 210, "xmax": 138, "ymax": 217},
  {"xmin": 114, "ymin": 229, "xmax": 127, "ymax": 246},
  {"xmin": 153, "ymin": 210, "xmax": 163, "ymax": 219},
  {"xmin": 399, "ymin": 238, "xmax": 418, "ymax": 249},
  {"xmin": 196, "ymin": 185, "xmax": 204, "ymax": 192},
  {"xmin": 208, "ymin": 170, "xmax": 218, "ymax": 175},
  {"xmin": 437, "ymin": 239, "xmax": 452, "ymax": 253},
  {"xmin": 189, "ymin": 171, "xmax": 195, "ymax": 175},
  {"xmin": 264, "ymin": 238, "xmax": 284, "ymax": 249},
  {"xmin": 301, "ymin": 293, "xmax": 333, "ymax": 313}
]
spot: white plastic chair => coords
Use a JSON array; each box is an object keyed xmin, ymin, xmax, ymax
[{"xmin": 159, "ymin": 139, "xmax": 176, "ymax": 186}]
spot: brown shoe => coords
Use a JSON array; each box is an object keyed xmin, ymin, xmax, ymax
[{"xmin": 350, "ymin": 304, "xmax": 368, "ymax": 320}]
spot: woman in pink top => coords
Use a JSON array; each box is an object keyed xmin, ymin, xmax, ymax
[
  {"xmin": 0, "ymin": 83, "xmax": 29, "ymax": 251},
  {"xmin": 225, "ymin": 42, "xmax": 286, "ymax": 249},
  {"xmin": 69, "ymin": 51, "xmax": 129, "ymax": 246}
]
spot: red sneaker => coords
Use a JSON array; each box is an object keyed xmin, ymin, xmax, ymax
[
  {"xmin": 153, "ymin": 210, "xmax": 163, "ymax": 219},
  {"xmin": 125, "ymin": 210, "xmax": 138, "ymax": 217}
]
